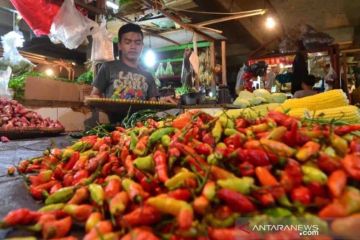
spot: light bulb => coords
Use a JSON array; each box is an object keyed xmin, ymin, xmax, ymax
[
  {"xmin": 265, "ymin": 16, "xmax": 276, "ymax": 29},
  {"xmin": 144, "ymin": 49, "xmax": 156, "ymax": 68},
  {"xmin": 45, "ymin": 68, "xmax": 54, "ymax": 77}
]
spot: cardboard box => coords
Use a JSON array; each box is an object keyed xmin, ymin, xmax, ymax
[{"xmin": 24, "ymin": 77, "xmax": 80, "ymax": 102}]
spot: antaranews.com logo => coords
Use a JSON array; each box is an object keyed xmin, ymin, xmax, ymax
[{"xmin": 251, "ymin": 224, "xmax": 319, "ymax": 237}]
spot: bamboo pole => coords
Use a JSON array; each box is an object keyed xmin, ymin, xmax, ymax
[{"xmin": 221, "ymin": 41, "xmax": 227, "ymax": 86}]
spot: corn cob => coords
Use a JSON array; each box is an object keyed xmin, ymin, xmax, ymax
[
  {"xmin": 281, "ymin": 90, "xmax": 349, "ymax": 111},
  {"xmin": 307, "ymin": 105, "xmax": 360, "ymax": 124},
  {"xmin": 220, "ymin": 103, "xmax": 280, "ymax": 120}
]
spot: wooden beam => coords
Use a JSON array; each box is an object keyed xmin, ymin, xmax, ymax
[
  {"xmin": 194, "ymin": 10, "xmax": 266, "ymax": 27},
  {"xmin": 221, "ymin": 41, "xmax": 227, "ymax": 86},
  {"xmin": 74, "ymin": 0, "xmax": 105, "ymax": 15},
  {"xmin": 210, "ymin": 41, "xmax": 216, "ymax": 88}
]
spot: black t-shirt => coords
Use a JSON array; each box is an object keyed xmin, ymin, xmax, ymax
[{"xmin": 93, "ymin": 60, "xmax": 159, "ymax": 100}]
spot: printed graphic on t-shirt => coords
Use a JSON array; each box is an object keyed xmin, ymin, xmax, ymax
[{"xmin": 112, "ymin": 71, "xmax": 148, "ymax": 100}]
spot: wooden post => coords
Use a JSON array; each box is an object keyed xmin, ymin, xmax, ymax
[
  {"xmin": 210, "ymin": 41, "xmax": 216, "ymax": 88},
  {"xmin": 221, "ymin": 41, "xmax": 227, "ymax": 86}
]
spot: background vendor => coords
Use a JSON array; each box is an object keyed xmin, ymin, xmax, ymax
[{"xmin": 90, "ymin": 23, "xmax": 158, "ymax": 101}]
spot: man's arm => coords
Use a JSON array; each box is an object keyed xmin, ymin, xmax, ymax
[{"xmin": 90, "ymin": 87, "xmax": 103, "ymax": 98}]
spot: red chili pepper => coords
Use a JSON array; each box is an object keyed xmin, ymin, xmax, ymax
[
  {"xmin": 167, "ymin": 188, "xmax": 192, "ymax": 201},
  {"xmin": 318, "ymin": 152, "xmax": 341, "ymax": 174},
  {"xmin": 17, "ymin": 160, "xmax": 30, "ymax": 173},
  {"xmin": 194, "ymin": 141, "xmax": 213, "ymax": 155},
  {"xmin": 291, "ymin": 186, "xmax": 311, "ymax": 205},
  {"xmin": 103, "ymin": 177, "xmax": 121, "ymax": 200},
  {"xmin": 193, "ymin": 195, "xmax": 209, "ymax": 215},
  {"xmin": 327, "ymin": 170, "xmax": 346, "ymax": 198},
  {"xmin": 350, "ymin": 138, "xmax": 360, "ymax": 153},
  {"xmin": 87, "ymin": 151, "xmax": 109, "ymax": 173},
  {"xmin": 1, "ymin": 208, "xmax": 41, "ymax": 227},
  {"xmin": 280, "ymin": 159, "xmax": 302, "ymax": 191},
  {"xmin": 83, "ymin": 220, "xmax": 113, "ymax": 240},
  {"xmin": 173, "ymin": 142, "xmax": 207, "ymax": 167},
  {"xmin": 101, "ymin": 162, "xmax": 113, "ymax": 177},
  {"xmin": 217, "ymin": 189, "xmax": 256, "ymax": 213},
  {"xmin": 119, "ymin": 205, "xmax": 161, "ymax": 227},
  {"xmin": 153, "ymin": 150, "xmax": 169, "ymax": 183},
  {"xmin": 307, "ymin": 182, "xmax": 326, "ymax": 198},
  {"xmin": 342, "ymin": 153, "xmax": 360, "ymax": 180},
  {"xmin": 28, "ymin": 170, "xmax": 53, "ymax": 186},
  {"xmin": 238, "ymin": 161, "xmax": 255, "ymax": 177},
  {"xmin": 53, "ymin": 164, "xmax": 65, "ymax": 180},
  {"xmin": 120, "ymin": 146, "xmax": 130, "ymax": 162},
  {"xmin": 208, "ymin": 227, "xmax": 258, "ymax": 240},
  {"xmin": 111, "ymin": 130, "xmax": 121, "ymax": 144},
  {"xmin": 255, "ymin": 166, "xmax": 278, "ymax": 187},
  {"xmin": 335, "ymin": 124, "xmax": 360, "ymax": 135},
  {"xmin": 62, "ymin": 173, "xmax": 74, "ymax": 187},
  {"xmin": 202, "ymin": 132, "xmax": 216, "ymax": 146},
  {"xmin": 64, "ymin": 151, "xmax": 80, "ymax": 170},
  {"xmin": 68, "ymin": 187, "xmax": 89, "ymax": 205},
  {"xmin": 63, "ymin": 204, "xmax": 93, "ymax": 222},
  {"xmin": 319, "ymin": 200, "xmax": 347, "ymax": 218},
  {"xmin": 210, "ymin": 166, "xmax": 235, "ymax": 180},
  {"xmin": 29, "ymin": 185, "xmax": 44, "ymax": 200},
  {"xmin": 235, "ymin": 118, "xmax": 248, "ymax": 129},
  {"xmin": 72, "ymin": 169, "xmax": 89, "ymax": 185},
  {"xmin": 50, "ymin": 182, "xmax": 63, "ymax": 194},
  {"xmin": 224, "ymin": 134, "xmax": 244, "ymax": 149},
  {"xmin": 121, "ymin": 227, "xmax": 160, "ymax": 240},
  {"xmin": 124, "ymin": 155, "xmax": 135, "ymax": 177}
]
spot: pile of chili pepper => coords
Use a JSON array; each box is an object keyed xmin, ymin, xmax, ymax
[{"xmin": 1, "ymin": 109, "xmax": 360, "ymax": 240}]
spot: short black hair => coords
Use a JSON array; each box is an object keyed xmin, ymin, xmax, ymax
[
  {"xmin": 303, "ymin": 74, "xmax": 316, "ymax": 86},
  {"xmin": 118, "ymin": 23, "xmax": 143, "ymax": 42}
]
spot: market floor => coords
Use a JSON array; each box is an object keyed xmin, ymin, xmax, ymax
[{"xmin": 0, "ymin": 135, "xmax": 73, "ymax": 238}]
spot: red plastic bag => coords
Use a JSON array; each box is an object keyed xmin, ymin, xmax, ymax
[{"xmin": 10, "ymin": 0, "xmax": 60, "ymax": 36}]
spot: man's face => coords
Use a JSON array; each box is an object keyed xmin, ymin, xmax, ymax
[{"xmin": 118, "ymin": 32, "xmax": 143, "ymax": 62}]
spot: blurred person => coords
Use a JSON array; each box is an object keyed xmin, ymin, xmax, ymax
[{"xmin": 293, "ymin": 74, "xmax": 318, "ymax": 98}]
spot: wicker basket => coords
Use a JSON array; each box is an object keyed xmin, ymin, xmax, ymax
[{"xmin": 0, "ymin": 127, "xmax": 65, "ymax": 140}]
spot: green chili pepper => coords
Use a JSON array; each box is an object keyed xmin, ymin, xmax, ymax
[
  {"xmin": 219, "ymin": 115, "xmax": 235, "ymax": 129},
  {"xmin": 204, "ymin": 213, "xmax": 239, "ymax": 227},
  {"xmin": 133, "ymin": 155, "xmax": 154, "ymax": 172},
  {"xmin": 224, "ymin": 128, "xmax": 240, "ymax": 136},
  {"xmin": 324, "ymin": 146, "xmax": 336, "ymax": 157},
  {"xmin": 202, "ymin": 181, "xmax": 216, "ymax": 200},
  {"xmin": 302, "ymin": 165, "xmax": 328, "ymax": 185},
  {"xmin": 61, "ymin": 148, "xmax": 75, "ymax": 162},
  {"xmin": 161, "ymin": 135, "xmax": 171, "ymax": 147},
  {"xmin": 45, "ymin": 186, "xmax": 75, "ymax": 205},
  {"xmin": 70, "ymin": 141, "xmax": 92, "ymax": 152},
  {"xmin": 89, "ymin": 183, "xmax": 105, "ymax": 206},
  {"xmin": 129, "ymin": 131, "xmax": 137, "ymax": 151},
  {"xmin": 207, "ymin": 153, "xmax": 218, "ymax": 165},
  {"xmin": 267, "ymin": 126, "xmax": 287, "ymax": 141},
  {"xmin": 264, "ymin": 207, "xmax": 292, "ymax": 217},
  {"xmin": 340, "ymin": 187, "xmax": 360, "ymax": 214},
  {"xmin": 38, "ymin": 203, "xmax": 65, "ymax": 212},
  {"xmin": 148, "ymin": 127, "xmax": 175, "ymax": 146},
  {"xmin": 80, "ymin": 149, "xmax": 98, "ymax": 158},
  {"xmin": 5, "ymin": 237, "xmax": 37, "ymax": 240},
  {"xmin": 212, "ymin": 120, "xmax": 223, "ymax": 143},
  {"xmin": 165, "ymin": 169, "xmax": 197, "ymax": 190},
  {"xmin": 331, "ymin": 134, "xmax": 348, "ymax": 156},
  {"xmin": 277, "ymin": 195, "xmax": 293, "ymax": 207},
  {"xmin": 217, "ymin": 177, "xmax": 254, "ymax": 195}
]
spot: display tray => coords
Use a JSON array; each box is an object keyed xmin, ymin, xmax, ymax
[
  {"xmin": 85, "ymin": 97, "xmax": 178, "ymax": 113},
  {"xmin": 0, "ymin": 127, "xmax": 65, "ymax": 140}
]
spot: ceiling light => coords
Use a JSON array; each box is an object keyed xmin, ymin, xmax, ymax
[
  {"xmin": 265, "ymin": 16, "xmax": 276, "ymax": 29},
  {"xmin": 144, "ymin": 49, "xmax": 156, "ymax": 68},
  {"xmin": 45, "ymin": 68, "xmax": 54, "ymax": 77},
  {"xmin": 106, "ymin": 1, "xmax": 119, "ymax": 10}
]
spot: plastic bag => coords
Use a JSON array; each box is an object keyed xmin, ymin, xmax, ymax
[
  {"xmin": 165, "ymin": 62, "xmax": 174, "ymax": 76},
  {"xmin": 155, "ymin": 63, "xmax": 165, "ymax": 78},
  {"xmin": 91, "ymin": 19, "xmax": 114, "ymax": 62},
  {"xmin": 49, "ymin": 0, "xmax": 97, "ymax": 49},
  {"xmin": 10, "ymin": 0, "xmax": 60, "ymax": 36},
  {"xmin": 0, "ymin": 31, "xmax": 34, "ymax": 76},
  {"xmin": 0, "ymin": 67, "xmax": 12, "ymax": 98},
  {"xmin": 300, "ymin": 24, "xmax": 334, "ymax": 50}
]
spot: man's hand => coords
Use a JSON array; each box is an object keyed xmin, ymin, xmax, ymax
[
  {"xmin": 159, "ymin": 96, "xmax": 178, "ymax": 104},
  {"xmin": 89, "ymin": 87, "xmax": 103, "ymax": 98}
]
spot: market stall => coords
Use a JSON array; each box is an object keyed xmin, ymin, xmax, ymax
[{"xmin": 0, "ymin": 0, "xmax": 360, "ymax": 239}]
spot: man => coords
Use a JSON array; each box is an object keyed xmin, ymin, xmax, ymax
[{"xmin": 91, "ymin": 23, "xmax": 158, "ymax": 101}]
